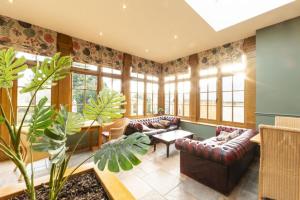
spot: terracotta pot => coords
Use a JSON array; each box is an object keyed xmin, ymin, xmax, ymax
[{"xmin": 0, "ymin": 163, "xmax": 135, "ymax": 200}]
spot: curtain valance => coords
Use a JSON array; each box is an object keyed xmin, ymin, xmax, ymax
[
  {"xmin": 162, "ymin": 56, "xmax": 189, "ymax": 74},
  {"xmin": 198, "ymin": 40, "xmax": 244, "ymax": 69},
  {"xmin": 72, "ymin": 37, "xmax": 123, "ymax": 70},
  {"xmin": 101, "ymin": 47, "xmax": 123, "ymax": 70},
  {"xmin": 132, "ymin": 56, "xmax": 162, "ymax": 76},
  {"xmin": 0, "ymin": 15, "xmax": 57, "ymax": 56},
  {"xmin": 72, "ymin": 37, "xmax": 102, "ymax": 66}
]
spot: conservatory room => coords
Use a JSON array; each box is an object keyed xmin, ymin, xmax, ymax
[{"xmin": 0, "ymin": 0, "xmax": 300, "ymax": 200}]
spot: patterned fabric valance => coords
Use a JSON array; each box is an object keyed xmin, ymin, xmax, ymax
[
  {"xmin": 72, "ymin": 37, "xmax": 102, "ymax": 66},
  {"xmin": 162, "ymin": 56, "xmax": 189, "ymax": 74},
  {"xmin": 132, "ymin": 56, "xmax": 162, "ymax": 76},
  {"xmin": 198, "ymin": 40, "xmax": 244, "ymax": 69},
  {"xmin": 101, "ymin": 47, "xmax": 123, "ymax": 70},
  {"xmin": 0, "ymin": 15, "xmax": 57, "ymax": 56},
  {"xmin": 72, "ymin": 37, "xmax": 123, "ymax": 70}
]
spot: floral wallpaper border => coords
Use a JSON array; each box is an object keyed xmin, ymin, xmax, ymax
[
  {"xmin": 72, "ymin": 37, "xmax": 123, "ymax": 70},
  {"xmin": 0, "ymin": 15, "xmax": 57, "ymax": 56},
  {"xmin": 198, "ymin": 40, "xmax": 244, "ymax": 68},
  {"xmin": 132, "ymin": 56, "xmax": 162, "ymax": 76},
  {"xmin": 162, "ymin": 56, "xmax": 190, "ymax": 74}
]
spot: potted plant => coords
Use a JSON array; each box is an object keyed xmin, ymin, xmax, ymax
[
  {"xmin": 157, "ymin": 107, "xmax": 164, "ymax": 116},
  {"xmin": 0, "ymin": 48, "xmax": 150, "ymax": 200}
]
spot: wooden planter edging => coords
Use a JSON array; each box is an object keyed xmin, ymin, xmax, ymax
[{"xmin": 0, "ymin": 163, "xmax": 135, "ymax": 200}]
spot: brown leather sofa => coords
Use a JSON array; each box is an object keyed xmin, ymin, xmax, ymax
[{"xmin": 175, "ymin": 126, "xmax": 257, "ymax": 195}]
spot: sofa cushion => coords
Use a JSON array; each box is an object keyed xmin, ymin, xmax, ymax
[
  {"xmin": 152, "ymin": 122, "xmax": 165, "ymax": 129},
  {"xmin": 159, "ymin": 120, "xmax": 171, "ymax": 128},
  {"xmin": 144, "ymin": 129, "xmax": 167, "ymax": 136},
  {"xmin": 166, "ymin": 125, "xmax": 178, "ymax": 131},
  {"xmin": 175, "ymin": 128, "xmax": 257, "ymax": 165},
  {"xmin": 142, "ymin": 124, "xmax": 152, "ymax": 132}
]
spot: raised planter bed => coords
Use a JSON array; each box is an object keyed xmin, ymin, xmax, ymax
[{"xmin": 0, "ymin": 164, "xmax": 135, "ymax": 200}]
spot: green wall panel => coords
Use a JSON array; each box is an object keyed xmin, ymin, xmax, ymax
[
  {"xmin": 180, "ymin": 121, "xmax": 215, "ymax": 139},
  {"xmin": 256, "ymin": 16, "xmax": 300, "ymax": 126}
]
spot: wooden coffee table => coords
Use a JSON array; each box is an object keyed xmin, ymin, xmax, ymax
[{"xmin": 152, "ymin": 130, "xmax": 193, "ymax": 157}]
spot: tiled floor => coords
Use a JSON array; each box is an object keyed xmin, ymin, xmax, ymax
[{"xmin": 0, "ymin": 144, "xmax": 258, "ymax": 200}]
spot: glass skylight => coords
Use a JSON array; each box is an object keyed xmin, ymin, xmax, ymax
[{"xmin": 185, "ymin": 0, "xmax": 295, "ymax": 31}]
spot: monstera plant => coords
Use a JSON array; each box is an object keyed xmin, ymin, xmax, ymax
[{"xmin": 0, "ymin": 48, "xmax": 150, "ymax": 200}]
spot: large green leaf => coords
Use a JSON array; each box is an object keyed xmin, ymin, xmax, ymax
[
  {"xmin": 83, "ymin": 88, "xmax": 126, "ymax": 124},
  {"xmin": 20, "ymin": 53, "xmax": 72, "ymax": 93},
  {"xmin": 94, "ymin": 132, "xmax": 150, "ymax": 172},
  {"xmin": 0, "ymin": 48, "xmax": 28, "ymax": 88},
  {"xmin": 32, "ymin": 106, "xmax": 84, "ymax": 164},
  {"xmin": 28, "ymin": 97, "xmax": 55, "ymax": 143}
]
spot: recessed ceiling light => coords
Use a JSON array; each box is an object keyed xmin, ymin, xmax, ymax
[
  {"xmin": 173, "ymin": 35, "xmax": 178, "ymax": 39},
  {"xmin": 145, "ymin": 49, "xmax": 149, "ymax": 53},
  {"xmin": 122, "ymin": 4, "xmax": 127, "ymax": 9},
  {"xmin": 99, "ymin": 32, "xmax": 103, "ymax": 36},
  {"xmin": 185, "ymin": 0, "xmax": 295, "ymax": 31},
  {"xmin": 8, "ymin": 0, "xmax": 13, "ymax": 3}
]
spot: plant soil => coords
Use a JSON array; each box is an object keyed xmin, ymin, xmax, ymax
[{"xmin": 10, "ymin": 171, "xmax": 109, "ymax": 200}]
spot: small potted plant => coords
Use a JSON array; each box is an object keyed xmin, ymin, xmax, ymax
[
  {"xmin": 157, "ymin": 107, "xmax": 164, "ymax": 116},
  {"xmin": 0, "ymin": 48, "xmax": 150, "ymax": 200}
]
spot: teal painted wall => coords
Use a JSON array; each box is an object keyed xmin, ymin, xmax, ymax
[
  {"xmin": 180, "ymin": 121, "xmax": 215, "ymax": 139},
  {"xmin": 256, "ymin": 17, "xmax": 300, "ymax": 125}
]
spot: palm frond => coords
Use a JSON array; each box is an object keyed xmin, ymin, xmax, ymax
[
  {"xmin": 94, "ymin": 132, "xmax": 150, "ymax": 172},
  {"xmin": 0, "ymin": 48, "xmax": 28, "ymax": 88},
  {"xmin": 20, "ymin": 53, "xmax": 72, "ymax": 93},
  {"xmin": 83, "ymin": 88, "xmax": 126, "ymax": 124},
  {"xmin": 28, "ymin": 97, "xmax": 55, "ymax": 143},
  {"xmin": 32, "ymin": 106, "xmax": 83, "ymax": 164}
]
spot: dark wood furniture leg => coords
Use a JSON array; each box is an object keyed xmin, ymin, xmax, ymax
[
  {"xmin": 153, "ymin": 141, "xmax": 156, "ymax": 152},
  {"xmin": 166, "ymin": 143, "xmax": 170, "ymax": 158}
]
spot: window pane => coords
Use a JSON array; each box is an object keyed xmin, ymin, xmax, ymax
[
  {"xmin": 233, "ymin": 73, "xmax": 245, "ymax": 91},
  {"xmin": 170, "ymin": 104, "xmax": 175, "ymax": 115},
  {"xmin": 184, "ymin": 93, "xmax": 190, "ymax": 104},
  {"xmin": 184, "ymin": 104, "xmax": 189, "ymax": 117},
  {"xmin": 86, "ymin": 75, "xmax": 97, "ymax": 90},
  {"xmin": 72, "ymin": 89, "xmax": 84, "ymax": 105},
  {"xmin": 86, "ymin": 64, "xmax": 98, "ymax": 71},
  {"xmin": 102, "ymin": 67, "xmax": 112, "ymax": 73},
  {"xmin": 113, "ymin": 79, "xmax": 122, "ymax": 92},
  {"xmin": 138, "ymin": 81, "xmax": 144, "ymax": 92},
  {"xmin": 178, "ymin": 104, "xmax": 183, "ymax": 116},
  {"xmin": 103, "ymin": 77, "xmax": 112, "ymax": 89},
  {"xmin": 112, "ymin": 69, "xmax": 121, "ymax": 75},
  {"xmin": 18, "ymin": 89, "xmax": 32, "ymax": 106},
  {"xmin": 165, "ymin": 75, "xmax": 175, "ymax": 81},
  {"xmin": 19, "ymin": 69, "xmax": 34, "ymax": 87},
  {"xmin": 86, "ymin": 90, "xmax": 97, "ymax": 104},
  {"xmin": 199, "ymin": 79, "xmax": 208, "ymax": 92},
  {"xmin": 36, "ymin": 89, "xmax": 51, "ymax": 106},
  {"xmin": 72, "ymin": 73, "xmax": 85, "ymax": 89},
  {"xmin": 17, "ymin": 107, "xmax": 34, "ymax": 125},
  {"xmin": 199, "ymin": 67, "xmax": 218, "ymax": 77},
  {"xmin": 147, "ymin": 82, "xmax": 153, "ymax": 93},
  {"xmin": 178, "ymin": 93, "xmax": 183, "ymax": 104},
  {"xmin": 208, "ymin": 78, "xmax": 217, "ymax": 92},
  {"xmin": 223, "ymin": 106, "xmax": 232, "ymax": 121},
  {"xmin": 222, "ymin": 92, "xmax": 232, "ymax": 106},
  {"xmin": 208, "ymin": 106, "xmax": 216, "ymax": 120},
  {"xmin": 200, "ymin": 105, "xmax": 207, "ymax": 119},
  {"xmin": 208, "ymin": 92, "xmax": 216, "ymax": 105},
  {"xmin": 130, "ymin": 81, "xmax": 137, "ymax": 92},
  {"xmin": 222, "ymin": 76, "xmax": 232, "ymax": 91},
  {"xmin": 233, "ymin": 107, "xmax": 244, "ymax": 123},
  {"xmin": 233, "ymin": 91, "xmax": 244, "ymax": 106},
  {"xmin": 72, "ymin": 105, "xmax": 83, "ymax": 113}
]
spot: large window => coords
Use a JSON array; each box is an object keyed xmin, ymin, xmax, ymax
[
  {"xmin": 71, "ymin": 62, "xmax": 98, "ymax": 113},
  {"xmin": 176, "ymin": 69, "xmax": 191, "ymax": 117},
  {"xmin": 130, "ymin": 80, "xmax": 144, "ymax": 116},
  {"xmin": 197, "ymin": 59, "xmax": 246, "ymax": 125},
  {"xmin": 177, "ymin": 81, "xmax": 190, "ymax": 117},
  {"xmin": 16, "ymin": 52, "xmax": 51, "ymax": 125},
  {"xmin": 146, "ymin": 75, "xmax": 159, "ymax": 115},
  {"xmin": 199, "ymin": 67, "xmax": 218, "ymax": 120},
  {"xmin": 130, "ymin": 68, "xmax": 159, "ymax": 116},
  {"xmin": 222, "ymin": 72, "xmax": 245, "ymax": 123},
  {"xmin": 130, "ymin": 70, "xmax": 145, "ymax": 116},
  {"xmin": 102, "ymin": 67, "xmax": 122, "ymax": 93},
  {"xmin": 164, "ymin": 76, "xmax": 175, "ymax": 115}
]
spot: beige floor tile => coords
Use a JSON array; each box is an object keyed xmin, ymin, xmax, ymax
[
  {"xmin": 142, "ymin": 169, "xmax": 181, "ymax": 195},
  {"xmin": 138, "ymin": 190, "xmax": 166, "ymax": 200},
  {"xmin": 165, "ymin": 185, "xmax": 200, "ymax": 200},
  {"xmin": 119, "ymin": 175, "xmax": 153, "ymax": 199}
]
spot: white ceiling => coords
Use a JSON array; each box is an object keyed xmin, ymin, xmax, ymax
[{"xmin": 0, "ymin": 0, "xmax": 300, "ymax": 63}]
